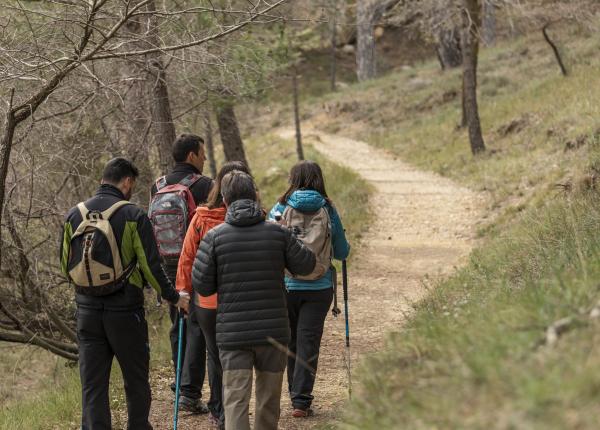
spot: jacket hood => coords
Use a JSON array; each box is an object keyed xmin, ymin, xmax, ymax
[
  {"xmin": 225, "ymin": 199, "xmax": 264, "ymax": 226},
  {"xmin": 196, "ymin": 205, "xmax": 227, "ymax": 222},
  {"xmin": 287, "ymin": 190, "xmax": 326, "ymax": 212}
]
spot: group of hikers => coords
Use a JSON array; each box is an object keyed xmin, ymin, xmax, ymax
[{"xmin": 60, "ymin": 133, "xmax": 350, "ymax": 430}]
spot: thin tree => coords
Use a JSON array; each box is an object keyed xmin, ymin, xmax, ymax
[
  {"xmin": 330, "ymin": 0, "xmax": 338, "ymax": 91},
  {"xmin": 482, "ymin": 0, "xmax": 497, "ymax": 46},
  {"xmin": 204, "ymin": 109, "xmax": 218, "ymax": 178},
  {"xmin": 292, "ymin": 66, "xmax": 305, "ymax": 160},
  {"xmin": 461, "ymin": 0, "xmax": 486, "ymax": 154}
]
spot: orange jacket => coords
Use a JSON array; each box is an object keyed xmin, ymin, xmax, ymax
[{"xmin": 176, "ymin": 206, "xmax": 226, "ymax": 309}]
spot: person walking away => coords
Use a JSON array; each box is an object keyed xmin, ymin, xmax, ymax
[
  {"xmin": 269, "ymin": 160, "xmax": 350, "ymax": 418},
  {"xmin": 176, "ymin": 161, "xmax": 250, "ymax": 429},
  {"xmin": 60, "ymin": 158, "xmax": 190, "ymax": 430},
  {"xmin": 149, "ymin": 133, "xmax": 213, "ymax": 413},
  {"xmin": 192, "ymin": 171, "xmax": 316, "ymax": 430}
]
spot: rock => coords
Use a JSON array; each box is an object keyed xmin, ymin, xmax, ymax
[
  {"xmin": 341, "ymin": 44, "xmax": 355, "ymax": 54},
  {"xmin": 407, "ymin": 77, "xmax": 432, "ymax": 91}
]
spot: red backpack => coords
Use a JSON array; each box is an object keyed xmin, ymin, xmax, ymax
[{"xmin": 149, "ymin": 174, "xmax": 200, "ymax": 264}]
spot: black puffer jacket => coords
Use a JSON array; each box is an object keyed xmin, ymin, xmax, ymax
[{"xmin": 192, "ymin": 199, "xmax": 316, "ymax": 350}]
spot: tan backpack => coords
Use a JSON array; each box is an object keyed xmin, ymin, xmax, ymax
[
  {"xmin": 283, "ymin": 206, "xmax": 332, "ymax": 280},
  {"xmin": 67, "ymin": 200, "xmax": 135, "ymax": 295}
]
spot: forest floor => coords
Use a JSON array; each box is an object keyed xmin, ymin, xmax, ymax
[{"xmin": 147, "ymin": 128, "xmax": 485, "ymax": 429}]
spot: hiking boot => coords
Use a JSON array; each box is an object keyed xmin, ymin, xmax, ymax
[
  {"xmin": 292, "ymin": 407, "xmax": 313, "ymax": 418},
  {"xmin": 208, "ymin": 412, "xmax": 225, "ymax": 429},
  {"xmin": 178, "ymin": 396, "xmax": 209, "ymax": 414}
]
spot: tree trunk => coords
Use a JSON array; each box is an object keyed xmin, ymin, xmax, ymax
[
  {"xmin": 292, "ymin": 69, "xmax": 304, "ymax": 161},
  {"xmin": 146, "ymin": 0, "xmax": 176, "ymax": 175},
  {"xmin": 120, "ymin": 14, "xmax": 154, "ymax": 190},
  {"xmin": 356, "ymin": 0, "xmax": 377, "ymax": 81},
  {"xmin": 204, "ymin": 109, "xmax": 217, "ymax": 178},
  {"xmin": 462, "ymin": 0, "xmax": 486, "ymax": 154},
  {"xmin": 0, "ymin": 109, "xmax": 16, "ymax": 267},
  {"xmin": 148, "ymin": 58, "xmax": 176, "ymax": 175},
  {"xmin": 437, "ymin": 27, "xmax": 462, "ymax": 70},
  {"xmin": 482, "ymin": 0, "xmax": 497, "ymax": 46},
  {"xmin": 330, "ymin": 0, "xmax": 338, "ymax": 91},
  {"xmin": 215, "ymin": 101, "xmax": 249, "ymax": 167}
]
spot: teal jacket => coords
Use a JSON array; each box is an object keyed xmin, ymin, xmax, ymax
[{"xmin": 269, "ymin": 190, "xmax": 350, "ymax": 291}]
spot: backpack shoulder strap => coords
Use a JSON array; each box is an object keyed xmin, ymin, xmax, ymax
[
  {"xmin": 76, "ymin": 202, "xmax": 90, "ymax": 219},
  {"xmin": 155, "ymin": 176, "xmax": 168, "ymax": 192},
  {"xmin": 101, "ymin": 200, "xmax": 132, "ymax": 219},
  {"xmin": 179, "ymin": 173, "xmax": 202, "ymax": 189}
]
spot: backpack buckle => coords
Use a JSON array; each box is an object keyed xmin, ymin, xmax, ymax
[{"xmin": 88, "ymin": 211, "xmax": 102, "ymax": 222}]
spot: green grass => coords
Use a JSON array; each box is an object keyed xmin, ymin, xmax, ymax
[
  {"xmin": 342, "ymin": 180, "xmax": 600, "ymax": 429},
  {"xmin": 0, "ymin": 303, "xmax": 172, "ymax": 430},
  {"xmin": 294, "ymin": 21, "xmax": 600, "ymax": 430}
]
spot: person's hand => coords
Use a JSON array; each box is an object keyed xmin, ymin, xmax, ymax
[{"xmin": 176, "ymin": 292, "xmax": 190, "ymax": 313}]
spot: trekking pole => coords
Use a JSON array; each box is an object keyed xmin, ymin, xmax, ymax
[
  {"xmin": 342, "ymin": 259, "xmax": 352, "ymax": 398},
  {"xmin": 173, "ymin": 307, "xmax": 185, "ymax": 430}
]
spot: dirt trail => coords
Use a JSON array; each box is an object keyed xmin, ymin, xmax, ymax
[{"xmin": 148, "ymin": 130, "xmax": 484, "ymax": 429}]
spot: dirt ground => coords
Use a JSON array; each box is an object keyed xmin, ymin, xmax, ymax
[{"xmin": 147, "ymin": 129, "xmax": 485, "ymax": 429}]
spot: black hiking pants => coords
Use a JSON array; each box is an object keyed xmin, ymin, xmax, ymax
[
  {"xmin": 167, "ymin": 265, "xmax": 206, "ymax": 400},
  {"xmin": 77, "ymin": 306, "xmax": 152, "ymax": 430},
  {"xmin": 170, "ymin": 303, "xmax": 207, "ymax": 399},
  {"xmin": 286, "ymin": 288, "xmax": 333, "ymax": 410},
  {"xmin": 197, "ymin": 306, "xmax": 225, "ymax": 424}
]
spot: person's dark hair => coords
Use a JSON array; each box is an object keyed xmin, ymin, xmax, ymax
[
  {"xmin": 221, "ymin": 170, "xmax": 257, "ymax": 204},
  {"xmin": 278, "ymin": 160, "xmax": 329, "ymax": 204},
  {"xmin": 102, "ymin": 157, "xmax": 139, "ymax": 184},
  {"xmin": 172, "ymin": 134, "xmax": 204, "ymax": 163},
  {"xmin": 206, "ymin": 161, "xmax": 251, "ymax": 209}
]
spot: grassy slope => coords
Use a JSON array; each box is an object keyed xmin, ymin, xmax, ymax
[
  {"xmin": 0, "ymin": 133, "xmax": 371, "ymax": 430},
  {"xmin": 292, "ymin": 23, "xmax": 600, "ymax": 430}
]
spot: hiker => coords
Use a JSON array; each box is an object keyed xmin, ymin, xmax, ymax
[
  {"xmin": 60, "ymin": 158, "xmax": 189, "ymax": 430},
  {"xmin": 175, "ymin": 161, "xmax": 251, "ymax": 429},
  {"xmin": 269, "ymin": 160, "xmax": 350, "ymax": 418},
  {"xmin": 192, "ymin": 170, "xmax": 316, "ymax": 430},
  {"xmin": 149, "ymin": 133, "xmax": 213, "ymax": 413}
]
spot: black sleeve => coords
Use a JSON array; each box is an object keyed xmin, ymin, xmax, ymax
[
  {"xmin": 284, "ymin": 228, "xmax": 316, "ymax": 276},
  {"xmin": 134, "ymin": 212, "xmax": 180, "ymax": 304},
  {"xmin": 192, "ymin": 229, "xmax": 218, "ymax": 297}
]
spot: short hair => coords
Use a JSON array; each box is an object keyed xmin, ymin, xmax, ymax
[
  {"xmin": 221, "ymin": 170, "xmax": 257, "ymax": 204},
  {"xmin": 172, "ymin": 134, "xmax": 204, "ymax": 162},
  {"xmin": 102, "ymin": 158, "xmax": 139, "ymax": 183}
]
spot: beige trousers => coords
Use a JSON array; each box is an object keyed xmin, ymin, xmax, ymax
[{"xmin": 220, "ymin": 345, "xmax": 287, "ymax": 430}]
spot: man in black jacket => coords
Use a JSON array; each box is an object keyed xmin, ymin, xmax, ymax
[
  {"xmin": 150, "ymin": 134, "xmax": 213, "ymax": 412},
  {"xmin": 61, "ymin": 158, "xmax": 189, "ymax": 430},
  {"xmin": 193, "ymin": 170, "xmax": 316, "ymax": 430}
]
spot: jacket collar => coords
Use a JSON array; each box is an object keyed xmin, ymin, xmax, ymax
[
  {"xmin": 172, "ymin": 162, "xmax": 201, "ymax": 176},
  {"xmin": 96, "ymin": 184, "xmax": 126, "ymax": 199},
  {"xmin": 225, "ymin": 199, "xmax": 264, "ymax": 226}
]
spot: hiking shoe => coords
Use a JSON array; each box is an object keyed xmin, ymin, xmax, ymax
[
  {"xmin": 292, "ymin": 408, "xmax": 313, "ymax": 418},
  {"xmin": 208, "ymin": 413, "xmax": 225, "ymax": 429},
  {"xmin": 178, "ymin": 396, "xmax": 209, "ymax": 414}
]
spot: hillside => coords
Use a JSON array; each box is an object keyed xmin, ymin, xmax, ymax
[{"xmin": 268, "ymin": 19, "xmax": 600, "ymax": 430}]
